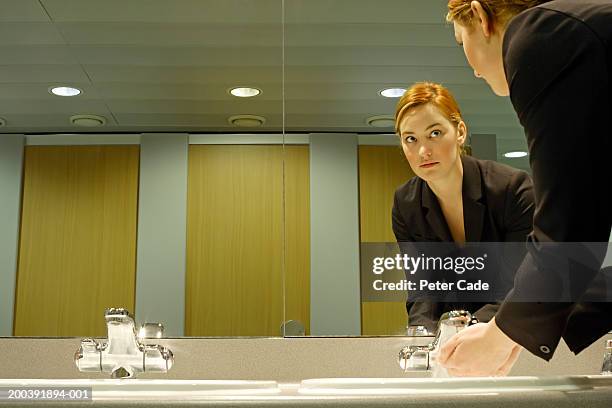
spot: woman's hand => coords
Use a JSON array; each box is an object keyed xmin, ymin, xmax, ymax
[{"xmin": 437, "ymin": 317, "xmax": 522, "ymax": 376}]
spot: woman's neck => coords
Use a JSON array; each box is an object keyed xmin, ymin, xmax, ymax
[{"xmin": 426, "ymin": 157, "xmax": 463, "ymax": 206}]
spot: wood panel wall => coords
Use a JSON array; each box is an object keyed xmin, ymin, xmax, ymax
[
  {"xmin": 14, "ymin": 146, "xmax": 139, "ymax": 337},
  {"xmin": 358, "ymin": 145, "xmax": 416, "ymax": 335}
]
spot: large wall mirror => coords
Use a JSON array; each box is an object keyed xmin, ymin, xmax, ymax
[
  {"xmin": 0, "ymin": 0, "xmax": 535, "ymax": 340},
  {"xmin": 281, "ymin": 0, "xmax": 530, "ymax": 337},
  {"xmin": 0, "ymin": 0, "xmax": 286, "ymax": 338}
]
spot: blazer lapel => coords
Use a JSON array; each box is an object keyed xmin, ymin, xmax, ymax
[
  {"xmin": 461, "ymin": 156, "xmax": 485, "ymax": 242},
  {"xmin": 421, "ymin": 180, "xmax": 453, "ymax": 241}
]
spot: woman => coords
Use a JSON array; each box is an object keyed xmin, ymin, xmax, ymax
[
  {"xmin": 438, "ymin": 0, "xmax": 612, "ymax": 376},
  {"xmin": 392, "ymin": 81, "xmax": 534, "ymax": 333}
]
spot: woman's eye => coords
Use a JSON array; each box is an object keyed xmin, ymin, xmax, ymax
[
  {"xmin": 430, "ymin": 130, "xmax": 441, "ymax": 138},
  {"xmin": 404, "ymin": 136, "xmax": 416, "ymax": 143}
]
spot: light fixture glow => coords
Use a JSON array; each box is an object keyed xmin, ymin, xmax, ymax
[
  {"xmin": 503, "ymin": 151, "xmax": 528, "ymax": 158},
  {"xmin": 230, "ymin": 87, "xmax": 261, "ymax": 98},
  {"xmin": 380, "ymin": 88, "xmax": 406, "ymax": 98},
  {"xmin": 50, "ymin": 86, "xmax": 82, "ymax": 97}
]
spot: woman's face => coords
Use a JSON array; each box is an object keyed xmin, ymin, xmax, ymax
[
  {"xmin": 453, "ymin": 20, "xmax": 509, "ymax": 96},
  {"xmin": 399, "ymin": 103, "xmax": 466, "ymax": 182}
]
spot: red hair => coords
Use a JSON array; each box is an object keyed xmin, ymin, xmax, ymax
[
  {"xmin": 447, "ymin": 0, "xmax": 548, "ymax": 26},
  {"xmin": 395, "ymin": 82, "xmax": 464, "ymax": 135}
]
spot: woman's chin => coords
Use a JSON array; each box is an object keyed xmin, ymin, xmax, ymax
[{"xmin": 489, "ymin": 80, "xmax": 510, "ymax": 97}]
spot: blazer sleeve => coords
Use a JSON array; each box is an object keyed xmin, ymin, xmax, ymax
[
  {"xmin": 495, "ymin": 8, "xmax": 612, "ymax": 360},
  {"xmin": 503, "ymin": 171, "xmax": 534, "ymax": 243},
  {"xmin": 470, "ymin": 171, "xmax": 534, "ymax": 324}
]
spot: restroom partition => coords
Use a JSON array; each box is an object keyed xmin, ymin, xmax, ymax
[
  {"xmin": 358, "ymin": 145, "xmax": 415, "ymax": 335},
  {"xmin": 183, "ymin": 143, "xmax": 412, "ymax": 337},
  {"xmin": 185, "ymin": 145, "xmax": 310, "ymax": 336},
  {"xmin": 14, "ymin": 146, "xmax": 139, "ymax": 337}
]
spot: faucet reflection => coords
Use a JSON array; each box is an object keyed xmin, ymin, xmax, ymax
[
  {"xmin": 399, "ymin": 310, "xmax": 475, "ymax": 377},
  {"xmin": 74, "ymin": 308, "xmax": 173, "ymax": 379}
]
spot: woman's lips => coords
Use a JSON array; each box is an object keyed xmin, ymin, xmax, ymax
[{"xmin": 419, "ymin": 162, "xmax": 439, "ymax": 168}]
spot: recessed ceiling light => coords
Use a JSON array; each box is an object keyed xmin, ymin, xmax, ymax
[
  {"xmin": 229, "ymin": 87, "xmax": 261, "ymax": 98},
  {"xmin": 366, "ymin": 115, "xmax": 395, "ymax": 128},
  {"xmin": 380, "ymin": 88, "xmax": 406, "ymax": 98},
  {"xmin": 503, "ymin": 151, "xmax": 528, "ymax": 158},
  {"xmin": 50, "ymin": 86, "xmax": 82, "ymax": 97},
  {"xmin": 228, "ymin": 115, "xmax": 266, "ymax": 127},
  {"xmin": 70, "ymin": 114, "xmax": 106, "ymax": 127}
]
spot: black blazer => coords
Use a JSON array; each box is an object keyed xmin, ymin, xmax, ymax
[
  {"xmin": 496, "ymin": 0, "xmax": 612, "ymax": 360},
  {"xmin": 392, "ymin": 155, "xmax": 534, "ymax": 332}
]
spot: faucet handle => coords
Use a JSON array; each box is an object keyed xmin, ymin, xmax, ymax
[
  {"xmin": 406, "ymin": 325, "xmax": 432, "ymax": 336},
  {"xmin": 438, "ymin": 310, "xmax": 472, "ymax": 327},
  {"xmin": 138, "ymin": 323, "xmax": 165, "ymax": 340},
  {"xmin": 104, "ymin": 308, "xmax": 134, "ymax": 322},
  {"xmin": 601, "ymin": 339, "xmax": 612, "ymax": 375},
  {"xmin": 74, "ymin": 338, "xmax": 102, "ymax": 372},
  {"xmin": 144, "ymin": 344, "xmax": 174, "ymax": 372},
  {"xmin": 398, "ymin": 345, "xmax": 431, "ymax": 372}
]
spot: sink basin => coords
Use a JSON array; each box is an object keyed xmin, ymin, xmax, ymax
[
  {"xmin": 298, "ymin": 376, "xmax": 612, "ymax": 395},
  {"xmin": 0, "ymin": 379, "xmax": 281, "ymax": 400}
]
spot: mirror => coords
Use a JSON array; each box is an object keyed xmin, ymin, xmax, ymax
[
  {"xmin": 281, "ymin": 0, "xmax": 531, "ymax": 336},
  {"xmin": 0, "ymin": 0, "xmax": 285, "ymax": 338}
]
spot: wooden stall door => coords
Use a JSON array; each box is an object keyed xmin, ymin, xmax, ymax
[
  {"xmin": 186, "ymin": 145, "xmax": 310, "ymax": 336},
  {"xmin": 14, "ymin": 146, "xmax": 139, "ymax": 337},
  {"xmin": 358, "ymin": 145, "xmax": 415, "ymax": 335}
]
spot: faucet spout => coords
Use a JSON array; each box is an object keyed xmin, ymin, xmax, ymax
[{"xmin": 399, "ymin": 310, "xmax": 476, "ymax": 376}]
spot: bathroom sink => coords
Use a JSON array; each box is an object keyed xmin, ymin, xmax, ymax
[
  {"xmin": 298, "ymin": 375, "xmax": 612, "ymax": 395},
  {"xmin": 0, "ymin": 379, "xmax": 281, "ymax": 400}
]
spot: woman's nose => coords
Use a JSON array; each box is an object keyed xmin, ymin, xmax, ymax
[{"xmin": 419, "ymin": 146, "xmax": 432, "ymax": 158}]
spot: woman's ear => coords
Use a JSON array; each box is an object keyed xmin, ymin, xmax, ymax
[
  {"xmin": 470, "ymin": 1, "xmax": 493, "ymax": 37},
  {"xmin": 457, "ymin": 121, "xmax": 468, "ymax": 146}
]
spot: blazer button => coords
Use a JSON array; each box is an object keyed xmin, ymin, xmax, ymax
[{"xmin": 539, "ymin": 345, "xmax": 551, "ymax": 354}]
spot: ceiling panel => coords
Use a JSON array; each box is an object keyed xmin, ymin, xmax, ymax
[
  {"xmin": 285, "ymin": 23, "xmax": 455, "ymax": 47},
  {"xmin": 0, "ymin": 0, "xmax": 50, "ymax": 22},
  {"xmin": 285, "ymin": 46, "xmax": 466, "ymax": 67},
  {"xmin": 0, "ymin": 98, "xmax": 111, "ymax": 114},
  {"xmin": 0, "ymin": 45, "xmax": 77, "ymax": 64},
  {"xmin": 41, "ymin": 0, "xmax": 282, "ymax": 23},
  {"xmin": 106, "ymin": 99, "xmax": 281, "ymax": 115},
  {"xmin": 93, "ymin": 83, "xmax": 281, "ymax": 100},
  {"xmin": 56, "ymin": 22, "xmax": 282, "ymax": 46},
  {"xmin": 284, "ymin": 0, "xmax": 449, "ymax": 24},
  {"xmin": 82, "ymin": 65, "xmax": 281, "ymax": 83},
  {"xmin": 0, "ymin": 22, "xmax": 63, "ymax": 44},
  {"xmin": 0, "ymin": 65, "xmax": 89, "ymax": 83},
  {"xmin": 0, "ymin": 83, "xmax": 99, "ymax": 99},
  {"xmin": 68, "ymin": 46, "xmax": 282, "ymax": 66}
]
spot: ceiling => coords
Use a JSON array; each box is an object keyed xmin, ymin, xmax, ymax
[{"xmin": 0, "ymin": 0, "xmax": 529, "ymax": 168}]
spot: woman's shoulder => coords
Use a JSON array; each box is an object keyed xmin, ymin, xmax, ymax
[
  {"xmin": 469, "ymin": 156, "xmax": 532, "ymax": 195},
  {"xmin": 393, "ymin": 175, "xmax": 422, "ymax": 204}
]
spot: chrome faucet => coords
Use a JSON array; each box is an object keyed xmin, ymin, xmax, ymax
[
  {"xmin": 399, "ymin": 310, "xmax": 476, "ymax": 377},
  {"xmin": 601, "ymin": 339, "xmax": 612, "ymax": 375},
  {"xmin": 74, "ymin": 308, "xmax": 174, "ymax": 379}
]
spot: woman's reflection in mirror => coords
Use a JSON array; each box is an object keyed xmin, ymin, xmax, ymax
[{"xmin": 391, "ymin": 82, "xmax": 534, "ymax": 333}]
